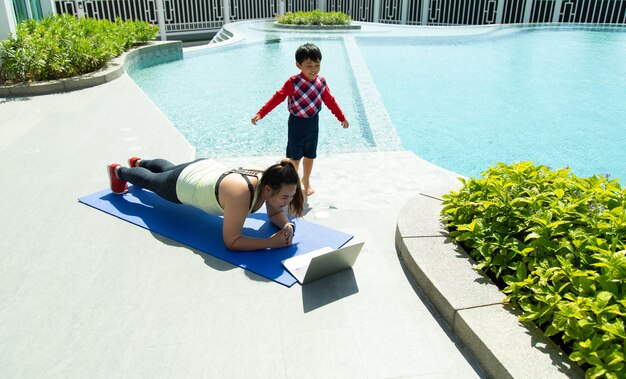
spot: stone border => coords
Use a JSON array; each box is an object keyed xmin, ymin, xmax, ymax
[
  {"xmin": 0, "ymin": 41, "xmax": 183, "ymax": 97},
  {"xmin": 395, "ymin": 193, "xmax": 584, "ymax": 379},
  {"xmin": 272, "ymin": 21, "xmax": 361, "ymax": 30}
]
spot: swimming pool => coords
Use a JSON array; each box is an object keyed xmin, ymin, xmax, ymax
[{"xmin": 129, "ymin": 22, "xmax": 626, "ymax": 181}]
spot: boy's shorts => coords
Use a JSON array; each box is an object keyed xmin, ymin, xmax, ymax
[{"xmin": 286, "ymin": 113, "xmax": 319, "ymax": 160}]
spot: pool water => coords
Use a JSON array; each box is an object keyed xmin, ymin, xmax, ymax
[
  {"xmin": 129, "ymin": 25, "xmax": 626, "ymax": 181},
  {"xmin": 358, "ymin": 27, "xmax": 626, "ymax": 180}
]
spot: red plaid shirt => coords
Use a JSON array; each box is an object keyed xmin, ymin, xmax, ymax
[{"xmin": 256, "ymin": 73, "xmax": 346, "ymax": 122}]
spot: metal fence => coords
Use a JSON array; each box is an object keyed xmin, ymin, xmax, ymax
[{"xmin": 54, "ymin": 0, "xmax": 626, "ymax": 39}]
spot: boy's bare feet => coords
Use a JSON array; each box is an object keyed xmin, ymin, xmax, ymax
[{"xmin": 302, "ymin": 181, "xmax": 315, "ymax": 196}]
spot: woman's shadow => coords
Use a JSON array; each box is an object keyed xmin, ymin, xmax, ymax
[{"xmin": 93, "ymin": 186, "xmax": 298, "ymax": 283}]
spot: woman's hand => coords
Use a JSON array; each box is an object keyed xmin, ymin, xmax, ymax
[
  {"xmin": 281, "ymin": 222, "xmax": 294, "ymax": 240},
  {"xmin": 268, "ymin": 224, "xmax": 294, "ymax": 248}
]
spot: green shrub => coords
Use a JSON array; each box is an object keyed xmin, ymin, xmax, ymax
[
  {"xmin": 276, "ymin": 10, "xmax": 351, "ymax": 26},
  {"xmin": 0, "ymin": 14, "xmax": 159, "ymax": 84},
  {"xmin": 441, "ymin": 162, "xmax": 625, "ymax": 378}
]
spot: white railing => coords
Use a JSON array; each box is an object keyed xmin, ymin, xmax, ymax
[{"xmin": 54, "ymin": 0, "xmax": 626, "ymax": 39}]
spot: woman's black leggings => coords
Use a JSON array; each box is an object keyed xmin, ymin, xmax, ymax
[{"xmin": 117, "ymin": 158, "xmax": 198, "ymax": 203}]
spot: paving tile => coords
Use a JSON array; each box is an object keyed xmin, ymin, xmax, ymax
[
  {"xmin": 354, "ymin": 322, "xmax": 481, "ymax": 378},
  {"xmin": 282, "ymin": 327, "xmax": 365, "ymax": 378}
]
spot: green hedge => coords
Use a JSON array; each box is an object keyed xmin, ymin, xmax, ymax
[
  {"xmin": 276, "ymin": 10, "xmax": 351, "ymax": 26},
  {"xmin": 0, "ymin": 14, "xmax": 159, "ymax": 84},
  {"xmin": 441, "ymin": 162, "xmax": 625, "ymax": 379}
]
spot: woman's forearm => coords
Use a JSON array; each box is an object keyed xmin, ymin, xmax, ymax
[
  {"xmin": 226, "ymin": 234, "xmax": 272, "ymax": 251},
  {"xmin": 225, "ymin": 226, "xmax": 292, "ymax": 251},
  {"xmin": 268, "ymin": 210, "xmax": 291, "ymax": 230}
]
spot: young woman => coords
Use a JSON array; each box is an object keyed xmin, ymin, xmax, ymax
[{"xmin": 107, "ymin": 157, "xmax": 304, "ymax": 251}]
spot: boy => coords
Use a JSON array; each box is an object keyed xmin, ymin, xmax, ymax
[{"xmin": 251, "ymin": 43, "xmax": 349, "ymax": 196}]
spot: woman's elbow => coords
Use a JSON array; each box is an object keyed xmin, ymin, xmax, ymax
[
  {"xmin": 225, "ymin": 240, "xmax": 239, "ymax": 251},
  {"xmin": 224, "ymin": 235, "xmax": 243, "ymax": 251}
]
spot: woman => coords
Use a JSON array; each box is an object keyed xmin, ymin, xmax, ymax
[{"xmin": 107, "ymin": 157, "xmax": 304, "ymax": 251}]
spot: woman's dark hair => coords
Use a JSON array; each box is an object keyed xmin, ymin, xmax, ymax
[
  {"xmin": 260, "ymin": 159, "xmax": 304, "ymax": 217},
  {"xmin": 295, "ymin": 43, "xmax": 322, "ymax": 64}
]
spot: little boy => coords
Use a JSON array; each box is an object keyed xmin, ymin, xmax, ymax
[{"xmin": 251, "ymin": 43, "xmax": 349, "ymax": 196}]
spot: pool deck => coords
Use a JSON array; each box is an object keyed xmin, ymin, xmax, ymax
[{"xmin": 0, "ymin": 74, "xmax": 585, "ymax": 378}]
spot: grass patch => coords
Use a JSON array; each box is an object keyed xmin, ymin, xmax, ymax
[
  {"xmin": 0, "ymin": 14, "xmax": 159, "ymax": 84},
  {"xmin": 441, "ymin": 162, "xmax": 625, "ymax": 378},
  {"xmin": 276, "ymin": 10, "xmax": 351, "ymax": 26}
]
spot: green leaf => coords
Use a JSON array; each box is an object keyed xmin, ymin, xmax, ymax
[
  {"xmin": 519, "ymin": 311, "xmax": 540, "ymax": 322},
  {"xmin": 548, "ymin": 220, "xmax": 569, "ymax": 228},
  {"xmin": 481, "ymin": 201, "xmax": 496, "ymax": 209},
  {"xmin": 587, "ymin": 366, "xmax": 607, "ymax": 378},
  {"xmin": 569, "ymin": 350, "xmax": 585, "ymax": 362},
  {"xmin": 545, "ymin": 324, "xmax": 560, "ymax": 337},
  {"xmin": 554, "ymin": 188, "xmax": 565, "ymax": 198},
  {"xmin": 468, "ymin": 219, "xmax": 477, "ymax": 232},
  {"xmin": 598, "ymin": 319, "xmax": 626, "ymax": 339},
  {"xmin": 596, "ymin": 291, "xmax": 613, "ymax": 309},
  {"xmin": 525, "ymin": 232, "xmax": 541, "ymax": 242},
  {"xmin": 606, "ymin": 350, "xmax": 625, "ymax": 367}
]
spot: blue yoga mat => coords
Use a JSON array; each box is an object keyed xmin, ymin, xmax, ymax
[{"xmin": 78, "ymin": 186, "xmax": 353, "ymax": 287}]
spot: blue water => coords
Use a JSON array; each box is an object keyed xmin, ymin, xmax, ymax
[
  {"xmin": 358, "ymin": 27, "xmax": 626, "ymax": 180},
  {"xmin": 129, "ymin": 26, "xmax": 626, "ymax": 181}
]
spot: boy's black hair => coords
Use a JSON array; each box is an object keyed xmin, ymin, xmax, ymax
[{"xmin": 295, "ymin": 43, "xmax": 322, "ymax": 63}]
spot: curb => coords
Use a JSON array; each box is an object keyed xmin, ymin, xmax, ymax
[
  {"xmin": 395, "ymin": 193, "xmax": 584, "ymax": 379},
  {"xmin": 0, "ymin": 41, "xmax": 183, "ymax": 97}
]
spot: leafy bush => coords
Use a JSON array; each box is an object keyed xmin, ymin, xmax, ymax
[
  {"xmin": 276, "ymin": 10, "xmax": 351, "ymax": 26},
  {"xmin": 0, "ymin": 14, "xmax": 159, "ymax": 84},
  {"xmin": 441, "ymin": 162, "xmax": 625, "ymax": 378}
]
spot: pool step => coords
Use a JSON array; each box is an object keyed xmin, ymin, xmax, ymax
[
  {"xmin": 343, "ymin": 36, "xmax": 403, "ymax": 152},
  {"xmin": 209, "ymin": 28, "xmax": 234, "ymax": 44}
]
